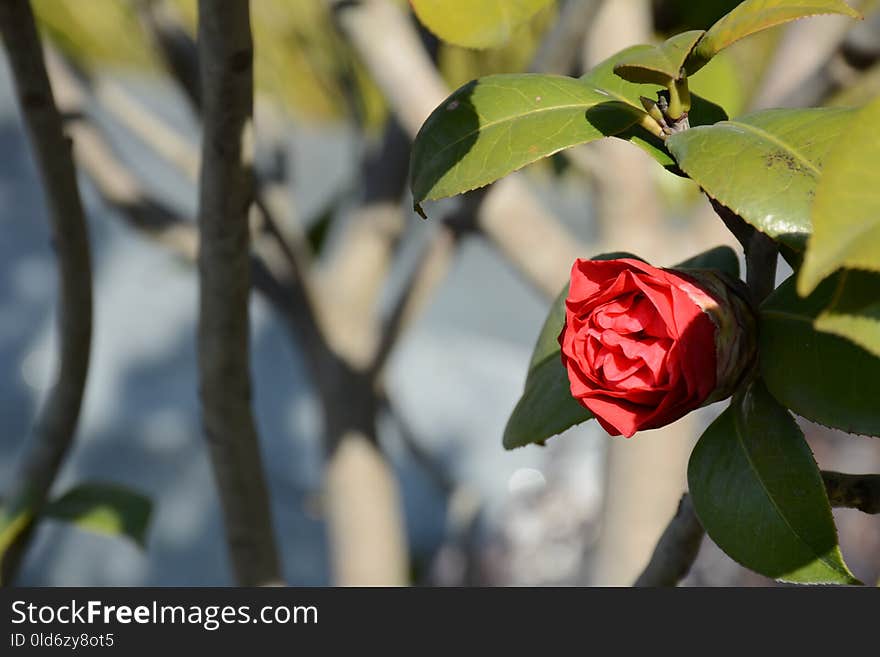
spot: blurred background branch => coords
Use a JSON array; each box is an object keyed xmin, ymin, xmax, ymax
[{"xmin": 0, "ymin": 0, "xmax": 93, "ymax": 584}]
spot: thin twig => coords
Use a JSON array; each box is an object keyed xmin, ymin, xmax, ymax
[
  {"xmin": 378, "ymin": 395, "xmax": 453, "ymax": 495},
  {"xmin": 0, "ymin": 0, "xmax": 93, "ymax": 585},
  {"xmin": 196, "ymin": 0, "xmax": 281, "ymax": 586}
]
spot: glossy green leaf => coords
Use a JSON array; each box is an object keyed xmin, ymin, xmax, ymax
[
  {"xmin": 504, "ymin": 282, "xmax": 591, "ymax": 450},
  {"xmin": 410, "ymin": 74, "xmax": 645, "ymax": 205},
  {"xmin": 527, "ymin": 284, "xmax": 569, "ymax": 372},
  {"xmin": 503, "ymin": 353, "xmax": 594, "ymax": 450},
  {"xmin": 814, "ymin": 270, "xmax": 880, "ymax": 359},
  {"xmin": 614, "ymin": 30, "xmax": 704, "ymax": 85},
  {"xmin": 674, "ymin": 244, "xmax": 740, "ymax": 278},
  {"xmin": 503, "ymin": 283, "xmax": 592, "ymax": 450},
  {"xmin": 688, "ymin": 380, "xmax": 859, "ymax": 584},
  {"xmin": 686, "ymin": 0, "xmax": 862, "ymax": 74},
  {"xmin": 43, "ymin": 483, "xmax": 153, "ymax": 547},
  {"xmin": 667, "ymin": 107, "xmax": 855, "ymax": 251},
  {"xmin": 799, "ymin": 96, "xmax": 880, "ymax": 294},
  {"xmin": 410, "ymin": 0, "xmax": 553, "ymax": 49},
  {"xmin": 759, "ymin": 274, "xmax": 880, "ymax": 436}
]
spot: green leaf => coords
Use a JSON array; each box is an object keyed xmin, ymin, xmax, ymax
[
  {"xmin": 503, "ymin": 354, "xmax": 593, "ymax": 450},
  {"xmin": 527, "ymin": 284, "xmax": 568, "ymax": 371},
  {"xmin": 814, "ymin": 270, "xmax": 880, "ymax": 359},
  {"xmin": 686, "ymin": 0, "xmax": 862, "ymax": 74},
  {"xmin": 759, "ymin": 274, "xmax": 880, "ymax": 436},
  {"xmin": 410, "ymin": 74, "xmax": 645, "ymax": 205},
  {"xmin": 674, "ymin": 244, "xmax": 740, "ymax": 278},
  {"xmin": 688, "ymin": 380, "xmax": 859, "ymax": 584},
  {"xmin": 410, "ymin": 0, "xmax": 553, "ymax": 49},
  {"xmin": 799, "ymin": 96, "xmax": 880, "ymax": 295},
  {"xmin": 43, "ymin": 483, "xmax": 153, "ymax": 547},
  {"xmin": 504, "ymin": 283, "xmax": 592, "ymax": 450},
  {"xmin": 614, "ymin": 30, "xmax": 705, "ymax": 85},
  {"xmin": 667, "ymin": 107, "xmax": 856, "ymax": 251}
]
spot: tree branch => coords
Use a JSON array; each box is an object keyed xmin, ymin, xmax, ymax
[
  {"xmin": 0, "ymin": 0, "xmax": 93, "ymax": 585},
  {"xmin": 633, "ymin": 494, "xmax": 704, "ymax": 587},
  {"xmin": 196, "ymin": 0, "xmax": 281, "ymax": 586},
  {"xmin": 127, "ymin": 8, "xmax": 333, "ymax": 389},
  {"xmin": 823, "ymin": 471, "xmax": 880, "ymax": 515},
  {"xmin": 137, "ymin": 0, "xmax": 201, "ymax": 112},
  {"xmin": 317, "ymin": 118, "xmax": 412, "ymax": 367},
  {"xmin": 0, "ymin": 0, "xmax": 94, "ymax": 583}
]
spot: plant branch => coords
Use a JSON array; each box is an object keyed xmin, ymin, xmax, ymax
[
  {"xmin": 0, "ymin": 0, "xmax": 93, "ymax": 585},
  {"xmin": 710, "ymin": 199, "xmax": 777, "ymax": 304},
  {"xmin": 633, "ymin": 494, "xmax": 704, "ymax": 587},
  {"xmin": 130, "ymin": 7, "xmax": 332, "ymax": 385},
  {"xmin": 317, "ymin": 118, "xmax": 412, "ymax": 367},
  {"xmin": 136, "ymin": 0, "xmax": 201, "ymax": 112},
  {"xmin": 196, "ymin": 0, "xmax": 281, "ymax": 586},
  {"xmin": 823, "ymin": 471, "xmax": 880, "ymax": 515}
]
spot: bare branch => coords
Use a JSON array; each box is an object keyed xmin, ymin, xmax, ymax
[
  {"xmin": 128, "ymin": 8, "xmax": 330, "ymax": 380},
  {"xmin": 0, "ymin": 0, "xmax": 93, "ymax": 584},
  {"xmin": 379, "ymin": 396, "xmax": 453, "ymax": 495},
  {"xmin": 633, "ymin": 494, "xmax": 704, "ymax": 587},
  {"xmin": 324, "ymin": 431, "xmax": 409, "ymax": 585},
  {"xmin": 317, "ymin": 119, "xmax": 412, "ymax": 366},
  {"xmin": 823, "ymin": 471, "xmax": 880, "ymax": 515},
  {"xmin": 46, "ymin": 49, "xmax": 199, "ymax": 259},
  {"xmin": 137, "ymin": 0, "xmax": 201, "ymax": 112},
  {"xmin": 196, "ymin": 0, "xmax": 281, "ymax": 586},
  {"xmin": 94, "ymin": 78, "xmax": 200, "ymax": 181}
]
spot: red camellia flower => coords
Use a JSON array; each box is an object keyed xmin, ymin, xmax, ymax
[{"xmin": 559, "ymin": 257, "xmax": 754, "ymax": 437}]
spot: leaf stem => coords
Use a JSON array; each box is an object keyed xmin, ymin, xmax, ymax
[{"xmin": 666, "ymin": 75, "xmax": 690, "ymax": 120}]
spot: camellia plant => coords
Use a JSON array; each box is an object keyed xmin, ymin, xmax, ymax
[{"xmin": 409, "ymin": 0, "xmax": 880, "ymax": 584}]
